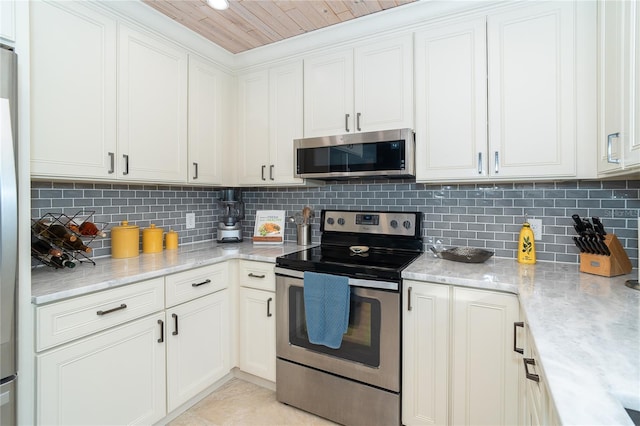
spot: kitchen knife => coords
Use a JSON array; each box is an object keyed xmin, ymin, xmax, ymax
[
  {"xmin": 572, "ymin": 214, "xmax": 586, "ymax": 235},
  {"xmin": 592, "ymin": 216, "xmax": 607, "ymax": 236},
  {"xmin": 573, "ymin": 236, "xmax": 586, "ymax": 253}
]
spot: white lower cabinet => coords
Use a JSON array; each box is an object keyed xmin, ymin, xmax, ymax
[
  {"xmin": 238, "ymin": 287, "xmax": 276, "ymax": 382},
  {"xmin": 403, "ymin": 281, "xmax": 520, "ymax": 426},
  {"xmin": 36, "ymin": 264, "xmax": 232, "ymax": 425},
  {"xmin": 166, "ymin": 289, "xmax": 230, "ymax": 411},
  {"xmin": 37, "ymin": 312, "xmax": 167, "ymax": 425},
  {"xmin": 237, "ymin": 260, "xmax": 276, "ymax": 381}
]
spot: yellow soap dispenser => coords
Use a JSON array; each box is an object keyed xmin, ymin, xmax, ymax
[{"xmin": 517, "ymin": 216, "xmax": 536, "ymax": 264}]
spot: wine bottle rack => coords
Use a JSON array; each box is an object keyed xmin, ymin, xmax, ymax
[{"xmin": 31, "ymin": 210, "xmax": 107, "ymax": 269}]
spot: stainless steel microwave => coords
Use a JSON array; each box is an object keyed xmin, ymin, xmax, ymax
[{"xmin": 294, "ymin": 128, "xmax": 415, "ymax": 179}]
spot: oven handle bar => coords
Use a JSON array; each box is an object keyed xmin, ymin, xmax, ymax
[{"xmin": 274, "ymin": 267, "xmax": 399, "ymax": 291}]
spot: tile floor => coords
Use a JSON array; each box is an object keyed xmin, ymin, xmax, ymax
[{"xmin": 169, "ymin": 378, "xmax": 337, "ymax": 426}]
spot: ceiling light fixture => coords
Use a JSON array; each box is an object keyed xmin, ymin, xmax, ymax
[{"xmin": 206, "ymin": 0, "xmax": 229, "ymax": 10}]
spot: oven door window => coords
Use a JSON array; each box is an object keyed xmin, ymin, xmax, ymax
[{"xmin": 288, "ymin": 286, "xmax": 381, "ymax": 367}]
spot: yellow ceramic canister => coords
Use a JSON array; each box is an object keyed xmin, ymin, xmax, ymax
[
  {"xmin": 165, "ymin": 229, "xmax": 178, "ymax": 250},
  {"xmin": 111, "ymin": 221, "xmax": 140, "ymax": 258},
  {"xmin": 142, "ymin": 224, "xmax": 164, "ymax": 254}
]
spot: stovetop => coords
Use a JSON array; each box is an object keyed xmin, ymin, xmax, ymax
[{"xmin": 276, "ymin": 210, "xmax": 424, "ymax": 282}]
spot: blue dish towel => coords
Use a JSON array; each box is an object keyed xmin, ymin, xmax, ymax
[{"xmin": 303, "ymin": 271, "xmax": 350, "ymax": 349}]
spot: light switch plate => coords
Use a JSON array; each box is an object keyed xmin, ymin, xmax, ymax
[
  {"xmin": 186, "ymin": 213, "xmax": 196, "ymax": 229},
  {"xmin": 529, "ymin": 218, "xmax": 542, "ymax": 240}
]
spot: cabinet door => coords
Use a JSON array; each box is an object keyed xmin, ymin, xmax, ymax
[
  {"xmin": 625, "ymin": 2, "xmax": 640, "ymax": 167},
  {"xmin": 303, "ymin": 49, "xmax": 353, "ymax": 137},
  {"xmin": 239, "ymin": 287, "xmax": 276, "ymax": 381},
  {"xmin": 415, "ymin": 18, "xmax": 487, "ymax": 181},
  {"xmin": 0, "ymin": 0, "xmax": 15, "ymax": 43},
  {"xmin": 354, "ymin": 34, "xmax": 413, "ymax": 133},
  {"xmin": 188, "ymin": 55, "xmax": 229, "ymax": 185},
  {"xmin": 487, "ymin": 2, "xmax": 576, "ymax": 178},
  {"xmin": 37, "ymin": 313, "xmax": 166, "ymax": 425},
  {"xmin": 402, "ymin": 281, "xmax": 449, "ymax": 426},
  {"xmin": 118, "ymin": 24, "xmax": 187, "ymax": 183},
  {"xmin": 450, "ymin": 287, "xmax": 519, "ymax": 426},
  {"xmin": 237, "ymin": 70, "xmax": 269, "ymax": 185},
  {"xmin": 166, "ymin": 290, "xmax": 230, "ymax": 411},
  {"xmin": 30, "ymin": 1, "xmax": 117, "ymax": 179},
  {"xmin": 269, "ymin": 60, "xmax": 304, "ymax": 185}
]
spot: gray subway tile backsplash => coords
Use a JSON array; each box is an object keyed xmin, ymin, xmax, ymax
[{"xmin": 30, "ymin": 179, "xmax": 640, "ymax": 267}]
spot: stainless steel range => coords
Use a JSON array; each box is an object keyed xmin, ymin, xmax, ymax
[{"xmin": 275, "ymin": 210, "xmax": 423, "ymax": 426}]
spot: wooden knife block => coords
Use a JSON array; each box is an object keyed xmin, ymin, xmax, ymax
[{"xmin": 579, "ymin": 234, "xmax": 632, "ymax": 277}]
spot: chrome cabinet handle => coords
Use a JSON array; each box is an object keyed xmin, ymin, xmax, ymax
[
  {"xmin": 123, "ymin": 154, "xmax": 129, "ymax": 175},
  {"xmin": 192, "ymin": 279, "xmax": 211, "ymax": 287},
  {"xmin": 97, "ymin": 303, "xmax": 126, "ymax": 316},
  {"xmin": 407, "ymin": 286, "xmax": 412, "ymax": 311},
  {"xmin": 513, "ymin": 321, "xmax": 524, "ymax": 354},
  {"xmin": 267, "ymin": 297, "xmax": 273, "ymax": 317},
  {"xmin": 157, "ymin": 319, "xmax": 164, "ymax": 343},
  {"xmin": 193, "ymin": 162, "xmax": 198, "ymax": 180},
  {"xmin": 494, "ymin": 151, "xmax": 499, "ymax": 174},
  {"xmin": 261, "ymin": 165, "xmax": 266, "ymax": 181},
  {"xmin": 248, "ymin": 273, "xmax": 266, "ymax": 278},
  {"xmin": 345, "ymin": 113, "xmax": 350, "ymax": 132},
  {"xmin": 478, "ymin": 152, "xmax": 483, "ymax": 174},
  {"xmin": 172, "ymin": 313, "xmax": 179, "ymax": 336},
  {"xmin": 356, "ymin": 112, "xmax": 361, "ymax": 131},
  {"xmin": 270, "ymin": 165, "xmax": 274, "ymax": 180},
  {"xmin": 523, "ymin": 358, "xmax": 540, "ymax": 382},
  {"xmin": 607, "ymin": 132, "xmax": 621, "ymax": 164},
  {"xmin": 108, "ymin": 152, "xmax": 115, "ymax": 174}
]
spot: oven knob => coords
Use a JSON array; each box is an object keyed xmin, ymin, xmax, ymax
[
  {"xmin": 390, "ymin": 220, "xmax": 398, "ymax": 228},
  {"xmin": 327, "ymin": 217, "xmax": 335, "ymax": 225},
  {"xmin": 337, "ymin": 218, "xmax": 345, "ymax": 226},
  {"xmin": 403, "ymin": 220, "xmax": 412, "ymax": 229}
]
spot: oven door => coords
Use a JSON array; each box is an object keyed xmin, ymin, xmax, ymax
[{"xmin": 275, "ymin": 272, "xmax": 400, "ymax": 392}]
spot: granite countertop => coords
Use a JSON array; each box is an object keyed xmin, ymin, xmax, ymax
[
  {"xmin": 31, "ymin": 241, "xmax": 309, "ymax": 305},
  {"xmin": 32, "ymin": 243, "xmax": 639, "ymax": 425},
  {"xmin": 403, "ymin": 254, "xmax": 640, "ymax": 426}
]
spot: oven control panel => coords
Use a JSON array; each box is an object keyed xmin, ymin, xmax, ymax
[{"xmin": 322, "ymin": 210, "xmax": 419, "ymax": 237}]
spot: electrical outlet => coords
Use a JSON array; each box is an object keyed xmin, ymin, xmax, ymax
[
  {"xmin": 186, "ymin": 213, "xmax": 196, "ymax": 229},
  {"xmin": 529, "ymin": 218, "xmax": 542, "ymax": 241}
]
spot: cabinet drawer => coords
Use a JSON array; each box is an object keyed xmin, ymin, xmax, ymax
[
  {"xmin": 36, "ymin": 278, "xmax": 165, "ymax": 351},
  {"xmin": 238, "ymin": 260, "xmax": 275, "ymax": 292},
  {"xmin": 165, "ymin": 262, "xmax": 228, "ymax": 307}
]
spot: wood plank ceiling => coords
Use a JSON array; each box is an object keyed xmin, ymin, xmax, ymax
[{"xmin": 142, "ymin": 0, "xmax": 416, "ymax": 54}]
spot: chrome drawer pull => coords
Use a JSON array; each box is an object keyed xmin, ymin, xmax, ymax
[
  {"xmin": 96, "ymin": 303, "xmax": 127, "ymax": 316},
  {"xmin": 523, "ymin": 358, "xmax": 540, "ymax": 382},
  {"xmin": 191, "ymin": 279, "xmax": 211, "ymax": 287},
  {"xmin": 248, "ymin": 273, "xmax": 266, "ymax": 278}
]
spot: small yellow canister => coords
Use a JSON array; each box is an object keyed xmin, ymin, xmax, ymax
[
  {"xmin": 142, "ymin": 224, "xmax": 164, "ymax": 254},
  {"xmin": 111, "ymin": 221, "xmax": 140, "ymax": 259},
  {"xmin": 165, "ymin": 229, "xmax": 178, "ymax": 250}
]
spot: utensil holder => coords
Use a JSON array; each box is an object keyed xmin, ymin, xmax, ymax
[
  {"xmin": 297, "ymin": 224, "xmax": 311, "ymax": 246},
  {"xmin": 579, "ymin": 234, "xmax": 632, "ymax": 277}
]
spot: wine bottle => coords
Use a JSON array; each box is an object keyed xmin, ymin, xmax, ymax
[
  {"xmin": 63, "ymin": 238, "xmax": 92, "ymax": 253},
  {"xmin": 79, "ymin": 221, "xmax": 106, "ymax": 237},
  {"xmin": 32, "ymin": 239, "xmax": 62, "ymax": 258},
  {"xmin": 49, "ymin": 254, "xmax": 76, "ymax": 269},
  {"xmin": 47, "ymin": 224, "xmax": 78, "ymax": 244}
]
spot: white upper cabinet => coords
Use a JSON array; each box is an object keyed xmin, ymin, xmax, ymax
[
  {"xmin": 118, "ymin": 24, "xmax": 188, "ymax": 183},
  {"xmin": 417, "ymin": 2, "xmax": 584, "ymax": 182},
  {"xmin": 597, "ymin": 0, "xmax": 640, "ymax": 174},
  {"xmin": 304, "ymin": 34, "xmax": 413, "ymax": 137},
  {"xmin": 187, "ymin": 54, "xmax": 230, "ymax": 185},
  {"xmin": 30, "ymin": 1, "xmax": 117, "ymax": 180},
  {"xmin": 237, "ymin": 60, "xmax": 304, "ymax": 186},
  {"xmin": 0, "ymin": 0, "xmax": 16, "ymax": 43},
  {"xmin": 487, "ymin": 2, "xmax": 577, "ymax": 179},
  {"xmin": 415, "ymin": 18, "xmax": 487, "ymax": 181}
]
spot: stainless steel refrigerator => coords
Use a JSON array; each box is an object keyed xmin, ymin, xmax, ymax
[{"xmin": 0, "ymin": 43, "xmax": 18, "ymax": 426}]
